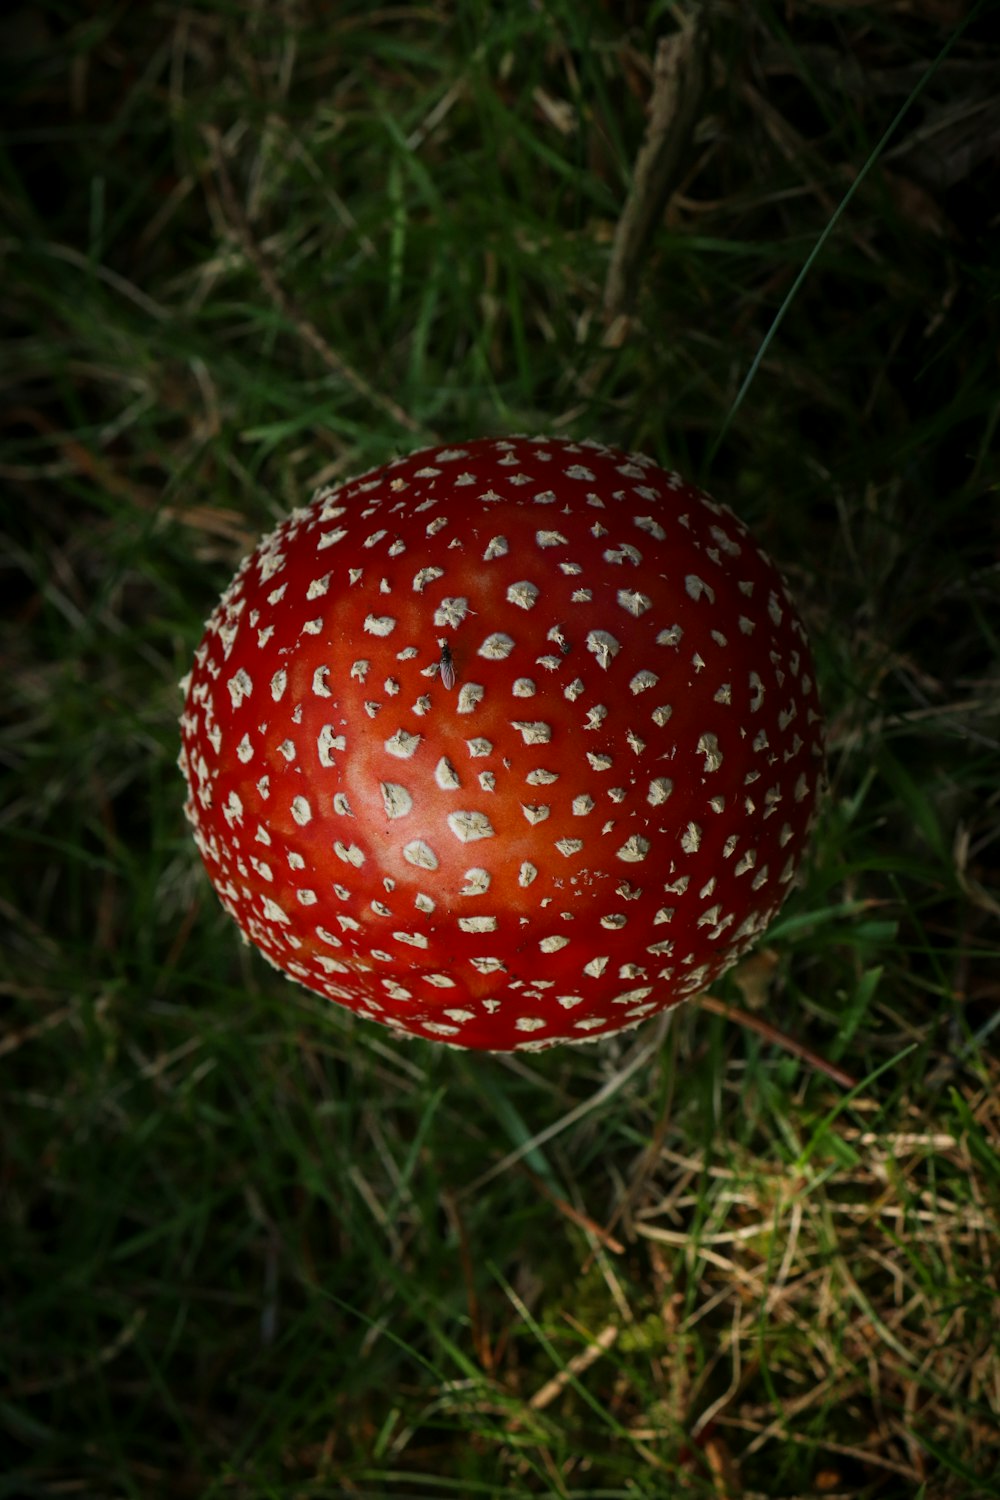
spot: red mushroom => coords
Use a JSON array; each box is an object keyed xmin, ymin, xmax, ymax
[{"xmin": 178, "ymin": 436, "xmax": 824, "ymax": 1051}]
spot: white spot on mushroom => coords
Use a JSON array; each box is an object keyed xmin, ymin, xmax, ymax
[
  {"xmin": 513, "ymin": 678, "xmax": 536, "ymax": 697},
  {"xmin": 380, "ymin": 782, "xmax": 413, "ymax": 819},
  {"xmin": 256, "ymin": 775, "xmax": 270, "ymax": 800},
  {"xmin": 587, "ymin": 752, "xmax": 613, "ymax": 771},
  {"xmin": 465, "ymin": 738, "xmax": 493, "ymax": 757},
  {"xmin": 472, "ymin": 959, "xmax": 506, "ymax": 976},
  {"xmin": 277, "ymin": 739, "xmax": 296, "ymax": 762},
  {"xmin": 333, "ymin": 841, "xmax": 365, "ymax": 867},
  {"xmin": 269, "ymin": 669, "xmax": 287, "ymax": 703},
  {"xmin": 564, "ymin": 678, "xmax": 585, "ymax": 701},
  {"xmin": 648, "ymin": 778, "xmax": 673, "ymax": 805},
  {"xmin": 681, "ymin": 822, "xmax": 702, "ymax": 854},
  {"xmin": 587, "ymin": 630, "xmax": 620, "ymax": 670},
  {"xmin": 364, "ymin": 615, "xmax": 396, "ymax": 637},
  {"xmin": 222, "ymin": 789, "xmax": 244, "ymax": 829},
  {"xmin": 584, "ymin": 956, "xmax": 610, "ymax": 978},
  {"xmin": 435, "ymin": 757, "xmax": 461, "ymax": 790},
  {"xmin": 656, "ymin": 624, "xmax": 683, "ymax": 647},
  {"xmin": 403, "ymin": 840, "xmax": 438, "ymax": 870},
  {"xmin": 519, "ymin": 862, "xmax": 537, "ymax": 887},
  {"xmin": 458, "ymin": 915, "xmax": 497, "ymax": 933},
  {"xmin": 236, "ymin": 733, "xmax": 253, "ymax": 764},
  {"xmin": 460, "ymin": 867, "xmax": 491, "ymax": 895},
  {"xmin": 456, "ymin": 682, "xmax": 485, "ymax": 713},
  {"xmin": 616, "ymin": 834, "xmax": 650, "ymax": 863},
  {"xmin": 617, "ymin": 588, "xmax": 652, "ymax": 617},
  {"xmin": 511, "ymin": 720, "xmax": 552, "ymax": 745},
  {"xmin": 291, "ymin": 795, "xmax": 313, "ymax": 827},
  {"xmin": 447, "ymin": 810, "xmax": 495, "ymax": 842},
  {"xmin": 411, "ymin": 567, "xmax": 444, "ymax": 595},
  {"xmin": 507, "ymin": 580, "xmax": 539, "ymax": 610},
  {"xmin": 483, "ymin": 536, "xmax": 508, "ymax": 560},
  {"xmin": 522, "ymin": 804, "xmax": 550, "ymax": 825},
  {"xmin": 434, "ymin": 596, "xmax": 469, "ymax": 627},
  {"xmin": 630, "ymin": 670, "xmax": 658, "ymax": 694},
  {"xmin": 311, "ymin": 665, "xmax": 333, "ymax": 698},
  {"xmin": 333, "ymin": 792, "xmax": 353, "ymax": 816},
  {"xmin": 317, "ymin": 528, "xmax": 348, "ymax": 551},
  {"xmin": 385, "ymin": 728, "xmax": 422, "ymax": 759},
  {"xmin": 261, "ymin": 896, "xmax": 290, "ymax": 925},
  {"xmin": 536, "ymin": 529, "xmax": 568, "ymax": 548},
  {"xmin": 584, "ymin": 705, "xmax": 607, "ymax": 730},
  {"xmin": 394, "ymin": 930, "xmax": 429, "ymax": 949},
  {"xmin": 572, "ymin": 795, "xmax": 594, "ymax": 815},
  {"xmin": 556, "ymin": 838, "xmax": 584, "ymax": 857},
  {"xmin": 317, "ymin": 725, "xmax": 345, "ymax": 766},
  {"xmin": 227, "ymin": 668, "xmax": 253, "ymax": 708},
  {"xmin": 698, "ymin": 733, "xmax": 723, "ymax": 773},
  {"xmin": 479, "ymin": 632, "xmax": 515, "ymax": 660},
  {"xmin": 749, "ymin": 672, "xmax": 765, "ymax": 711},
  {"xmin": 685, "ymin": 575, "xmax": 715, "ymax": 605}
]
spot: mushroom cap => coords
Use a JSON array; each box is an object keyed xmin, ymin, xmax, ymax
[{"xmin": 179, "ymin": 436, "xmax": 825, "ymax": 1051}]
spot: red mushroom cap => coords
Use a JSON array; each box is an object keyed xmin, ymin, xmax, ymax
[{"xmin": 179, "ymin": 436, "xmax": 824, "ymax": 1051}]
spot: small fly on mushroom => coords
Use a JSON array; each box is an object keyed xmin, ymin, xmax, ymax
[{"xmin": 437, "ymin": 638, "xmax": 456, "ymax": 690}]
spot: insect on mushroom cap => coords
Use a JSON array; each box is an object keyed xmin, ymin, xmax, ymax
[{"xmin": 178, "ymin": 435, "xmax": 825, "ymax": 1052}]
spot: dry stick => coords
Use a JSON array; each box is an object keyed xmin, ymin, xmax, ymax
[
  {"xmin": 602, "ymin": 12, "xmax": 711, "ymax": 322},
  {"xmin": 202, "ymin": 126, "xmax": 424, "ymax": 436},
  {"xmin": 697, "ymin": 993, "xmax": 859, "ymax": 1092}
]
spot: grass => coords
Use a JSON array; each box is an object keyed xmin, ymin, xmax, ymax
[{"xmin": 2, "ymin": 0, "xmax": 999, "ymax": 1495}]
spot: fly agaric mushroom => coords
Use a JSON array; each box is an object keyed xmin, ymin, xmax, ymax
[{"xmin": 179, "ymin": 436, "xmax": 824, "ymax": 1051}]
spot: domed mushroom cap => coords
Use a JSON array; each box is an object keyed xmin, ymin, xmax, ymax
[{"xmin": 178, "ymin": 436, "xmax": 824, "ymax": 1051}]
